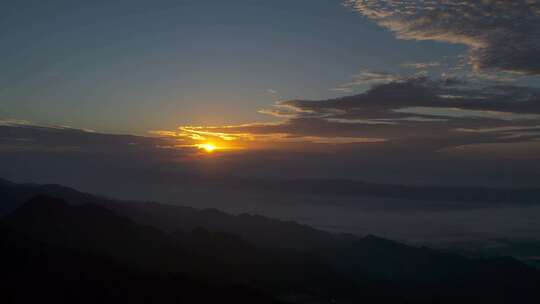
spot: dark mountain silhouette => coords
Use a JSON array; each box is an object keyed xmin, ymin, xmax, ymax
[
  {"xmin": 3, "ymin": 195, "xmax": 199, "ymax": 273},
  {"xmin": 0, "ymin": 223, "xmax": 282, "ymax": 304},
  {"xmin": 2, "ymin": 179, "xmax": 540, "ymax": 303},
  {"xmin": 0, "ymin": 178, "xmax": 108, "ymax": 215},
  {"xmin": 105, "ymin": 200, "xmax": 339, "ymax": 252},
  {"xmin": 105, "ymin": 199, "xmax": 540, "ymax": 303},
  {"xmin": 3, "ymin": 195, "xmax": 394, "ymax": 303}
]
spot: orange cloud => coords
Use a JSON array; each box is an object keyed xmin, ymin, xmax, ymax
[{"xmin": 150, "ymin": 122, "xmax": 385, "ymax": 152}]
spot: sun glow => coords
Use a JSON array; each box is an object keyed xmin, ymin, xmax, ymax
[{"xmin": 197, "ymin": 143, "xmax": 217, "ymax": 153}]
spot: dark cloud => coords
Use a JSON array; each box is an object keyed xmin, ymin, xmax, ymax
[
  {"xmin": 282, "ymin": 77, "xmax": 540, "ymax": 117},
  {"xmin": 347, "ymin": 0, "xmax": 540, "ymax": 75},
  {"xmin": 199, "ymin": 77, "xmax": 540, "ymax": 152}
]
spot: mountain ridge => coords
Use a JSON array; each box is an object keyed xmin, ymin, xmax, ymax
[{"xmin": 2, "ymin": 179, "xmax": 540, "ymax": 303}]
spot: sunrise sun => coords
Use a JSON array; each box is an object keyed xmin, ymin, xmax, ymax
[{"xmin": 198, "ymin": 143, "xmax": 217, "ymax": 153}]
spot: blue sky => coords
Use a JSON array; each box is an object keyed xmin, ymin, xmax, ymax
[{"xmin": 1, "ymin": 0, "xmax": 464, "ymax": 133}]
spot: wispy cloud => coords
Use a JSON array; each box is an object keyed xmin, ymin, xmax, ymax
[
  {"xmin": 0, "ymin": 118, "xmax": 96, "ymax": 133},
  {"xmin": 401, "ymin": 62, "xmax": 441, "ymax": 70},
  {"xmin": 0, "ymin": 119, "xmax": 34, "ymax": 127},
  {"xmin": 333, "ymin": 71, "xmax": 411, "ymax": 92}
]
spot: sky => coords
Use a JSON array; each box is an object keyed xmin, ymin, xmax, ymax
[
  {"xmin": 1, "ymin": 0, "xmax": 540, "ymax": 176},
  {"xmin": 0, "ymin": 0, "xmax": 474, "ymax": 132},
  {"xmin": 2, "ymin": 0, "xmax": 540, "ymax": 154}
]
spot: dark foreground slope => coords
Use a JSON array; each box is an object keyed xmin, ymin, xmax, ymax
[
  {"xmin": 2, "ymin": 180, "xmax": 540, "ymax": 303},
  {"xmin": 105, "ymin": 199, "xmax": 540, "ymax": 303},
  {"xmin": 0, "ymin": 222, "xmax": 281, "ymax": 304},
  {"xmin": 2, "ymin": 196, "xmax": 397, "ymax": 303}
]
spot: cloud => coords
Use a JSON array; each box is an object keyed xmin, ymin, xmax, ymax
[
  {"xmin": 456, "ymin": 125, "xmax": 540, "ymax": 141},
  {"xmin": 161, "ymin": 76, "xmax": 540, "ymax": 155},
  {"xmin": 155, "ymin": 124, "xmax": 384, "ymax": 147},
  {"xmin": 282, "ymin": 77, "xmax": 540, "ymax": 118},
  {"xmin": 402, "ymin": 62, "xmax": 441, "ymax": 70},
  {"xmin": 0, "ymin": 118, "xmax": 97, "ymax": 133},
  {"xmin": 346, "ymin": 0, "xmax": 540, "ymax": 75},
  {"xmin": 0, "ymin": 123, "xmax": 184, "ymax": 157},
  {"xmin": 0, "ymin": 119, "xmax": 34, "ymax": 126},
  {"xmin": 394, "ymin": 107, "xmax": 540, "ymax": 121},
  {"xmin": 333, "ymin": 71, "xmax": 410, "ymax": 92}
]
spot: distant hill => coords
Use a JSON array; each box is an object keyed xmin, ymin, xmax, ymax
[
  {"xmin": 0, "ymin": 178, "xmax": 109, "ymax": 215},
  {"xmin": 3, "ymin": 177, "xmax": 539, "ymax": 218},
  {"xmin": 214, "ymin": 177, "xmax": 540, "ymax": 207}
]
